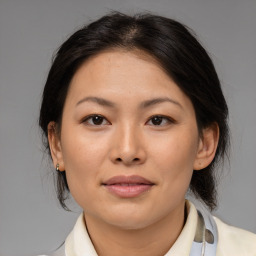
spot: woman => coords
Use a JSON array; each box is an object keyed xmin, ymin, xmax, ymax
[{"xmin": 39, "ymin": 12, "xmax": 256, "ymax": 256}]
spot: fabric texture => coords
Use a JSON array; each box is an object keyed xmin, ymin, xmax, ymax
[{"xmin": 39, "ymin": 200, "xmax": 256, "ymax": 256}]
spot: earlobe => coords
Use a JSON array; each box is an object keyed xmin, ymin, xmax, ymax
[
  {"xmin": 47, "ymin": 121, "xmax": 65, "ymax": 171},
  {"xmin": 193, "ymin": 123, "xmax": 219, "ymax": 170}
]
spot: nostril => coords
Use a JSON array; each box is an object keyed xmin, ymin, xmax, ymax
[{"xmin": 115, "ymin": 157, "xmax": 140, "ymax": 163}]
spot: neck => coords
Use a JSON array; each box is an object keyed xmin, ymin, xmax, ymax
[{"xmin": 84, "ymin": 202, "xmax": 186, "ymax": 256}]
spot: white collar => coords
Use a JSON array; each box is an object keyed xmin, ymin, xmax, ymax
[{"xmin": 65, "ymin": 200, "xmax": 199, "ymax": 256}]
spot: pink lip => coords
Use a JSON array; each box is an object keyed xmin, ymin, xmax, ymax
[{"xmin": 102, "ymin": 175, "xmax": 154, "ymax": 198}]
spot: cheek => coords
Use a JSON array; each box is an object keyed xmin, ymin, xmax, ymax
[
  {"xmin": 61, "ymin": 125, "xmax": 109, "ymax": 169},
  {"xmin": 152, "ymin": 129, "xmax": 198, "ymax": 166},
  {"xmin": 59, "ymin": 126, "xmax": 109, "ymax": 202},
  {"xmin": 149, "ymin": 128, "xmax": 198, "ymax": 190}
]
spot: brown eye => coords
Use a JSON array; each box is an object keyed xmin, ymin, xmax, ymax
[
  {"xmin": 83, "ymin": 115, "xmax": 110, "ymax": 126},
  {"xmin": 151, "ymin": 116, "xmax": 163, "ymax": 125},
  {"xmin": 91, "ymin": 116, "xmax": 104, "ymax": 125},
  {"xmin": 147, "ymin": 115, "xmax": 174, "ymax": 126}
]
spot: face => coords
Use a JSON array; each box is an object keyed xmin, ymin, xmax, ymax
[{"xmin": 49, "ymin": 50, "xmax": 215, "ymax": 230}]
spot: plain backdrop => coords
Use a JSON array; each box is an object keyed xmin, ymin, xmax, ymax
[{"xmin": 0, "ymin": 0, "xmax": 255, "ymax": 255}]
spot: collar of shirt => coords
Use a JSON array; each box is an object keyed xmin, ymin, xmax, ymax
[{"xmin": 65, "ymin": 200, "xmax": 198, "ymax": 256}]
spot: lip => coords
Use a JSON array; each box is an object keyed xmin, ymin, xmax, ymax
[{"xmin": 102, "ymin": 175, "xmax": 154, "ymax": 198}]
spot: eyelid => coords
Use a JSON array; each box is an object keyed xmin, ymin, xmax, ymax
[
  {"xmin": 82, "ymin": 114, "xmax": 111, "ymax": 126},
  {"xmin": 146, "ymin": 115, "xmax": 176, "ymax": 126},
  {"xmin": 81, "ymin": 114, "xmax": 175, "ymax": 126}
]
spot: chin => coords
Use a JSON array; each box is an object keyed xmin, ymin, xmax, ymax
[
  {"xmin": 108, "ymin": 216, "xmax": 152, "ymax": 230},
  {"xmin": 100, "ymin": 207, "xmax": 158, "ymax": 230}
]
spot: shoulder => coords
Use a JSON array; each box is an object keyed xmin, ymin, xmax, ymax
[{"xmin": 214, "ymin": 217, "xmax": 256, "ymax": 256}]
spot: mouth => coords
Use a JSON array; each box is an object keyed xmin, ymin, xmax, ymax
[{"xmin": 102, "ymin": 175, "xmax": 155, "ymax": 198}]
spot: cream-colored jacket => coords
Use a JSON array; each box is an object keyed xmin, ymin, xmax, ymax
[{"xmin": 40, "ymin": 201, "xmax": 256, "ymax": 256}]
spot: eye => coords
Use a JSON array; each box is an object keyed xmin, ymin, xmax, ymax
[
  {"xmin": 147, "ymin": 115, "xmax": 174, "ymax": 126},
  {"xmin": 82, "ymin": 114, "xmax": 110, "ymax": 126}
]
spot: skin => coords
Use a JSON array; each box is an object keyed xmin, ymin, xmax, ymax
[{"xmin": 48, "ymin": 49, "xmax": 219, "ymax": 256}]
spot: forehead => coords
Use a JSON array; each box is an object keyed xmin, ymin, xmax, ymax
[
  {"xmin": 72, "ymin": 49, "xmax": 168, "ymax": 83},
  {"xmin": 67, "ymin": 49, "xmax": 192, "ymax": 110}
]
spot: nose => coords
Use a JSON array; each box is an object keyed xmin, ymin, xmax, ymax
[{"xmin": 109, "ymin": 124, "xmax": 146, "ymax": 166}]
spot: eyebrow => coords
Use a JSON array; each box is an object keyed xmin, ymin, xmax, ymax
[
  {"xmin": 139, "ymin": 97, "xmax": 183, "ymax": 109},
  {"xmin": 76, "ymin": 96, "xmax": 116, "ymax": 108},
  {"xmin": 76, "ymin": 96, "xmax": 182, "ymax": 109}
]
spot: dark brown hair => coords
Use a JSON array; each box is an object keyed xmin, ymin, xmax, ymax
[{"xmin": 39, "ymin": 12, "xmax": 229, "ymax": 211}]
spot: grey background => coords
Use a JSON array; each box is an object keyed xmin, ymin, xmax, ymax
[{"xmin": 0, "ymin": 0, "xmax": 255, "ymax": 255}]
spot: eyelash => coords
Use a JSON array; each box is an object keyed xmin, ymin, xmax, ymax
[
  {"xmin": 82, "ymin": 114, "xmax": 175, "ymax": 127},
  {"xmin": 82, "ymin": 114, "xmax": 110, "ymax": 126},
  {"xmin": 146, "ymin": 115, "xmax": 176, "ymax": 126}
]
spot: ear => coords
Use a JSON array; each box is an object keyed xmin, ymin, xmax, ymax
[
  {"xmin": 47, "ymin": 121, "xmax": 65, "ymax": 172},
  {"xmin": 193, "ymin": 123, "xmax": 219, "ymax": 170}
]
